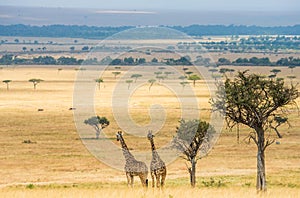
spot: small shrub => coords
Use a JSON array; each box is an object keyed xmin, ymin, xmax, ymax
[
  {"xmin": 26, "ymin": 184, "xmax": 34, "ymax": 189},
  {"xmin": 202, "ymin": 178, "xmax": 226, "ymax": 187}
]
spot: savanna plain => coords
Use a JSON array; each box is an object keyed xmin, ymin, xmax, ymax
[{"xmin": 0, "ymin": 37, "xmax": 299, "ymax": 198}]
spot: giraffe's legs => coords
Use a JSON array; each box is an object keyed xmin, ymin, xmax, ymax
[
  {"xmin": 151, "ymin": 171, "xmax": 155, "ymax": 188},
  {"xmin": 130, "ymin": 175, "xmax": 134, "ymax": 187},
  {"xmin": 139, "ymin": 173, "xmax": 149, "ymax": 188},
  {"xmin": 156, "ymin": 173, "xmax": 161, "ymax": 188},
  {"xmin": 161, "ymin": 169, "xmax": 167, "ymax": 188},
  {"xmin": 126, "ymin": 172, "xmax": 132, "ymax": 187}
]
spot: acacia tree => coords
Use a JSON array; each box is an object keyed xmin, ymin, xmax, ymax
[
  {"xmin": 3, "ymin": 80, "xmax": 11, "ymax": 90},
  {"xmin": 188, "ymin": 74, "xmax": 201, "ymax": 87},
  {"xmin": 173, "ymin": 119, "xmax": 214, "ymax": 187},
  {"xmin": 125, "ymin": 79, "xmax": 133, "ymax": 90},
  {"xmin": 180, "ymin": 81, "xmax": 189, "ymax": 91},
  {"xmin": 148, "ymin": 79, "xmax": 156, "ymax": 91},
  {"xmin": 28, "ymin": 79, "xmax": 43, "ymax": 90},
  {"xmin": 84, "ymin": 116, "xmax": 110, "ymax": 139},
  {"xmin": 131, "ymin": 74, "xmax": 143, "ymax": 82},
  {"xmin": 211, "ymin": 71, "xmax": 298, "ymax": 191},
  {"xmin": 95, "ymin": 78, "xmax": 104, "ymax": 90},
  {"xmin": 112, "ymin": 71, "xmax": 121, "ymax": 79}
]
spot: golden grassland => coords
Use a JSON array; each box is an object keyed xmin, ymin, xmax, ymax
[{"xmin": 0, "ymin": 65, "xmax": 299, "ymax": 197}]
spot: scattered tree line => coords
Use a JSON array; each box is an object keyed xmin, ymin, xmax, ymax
[
  {"xmin": 0, "ymin": 24, "xmax": 300, "ymax": 39},
  {"xmin": 217, "ymin": 56, "xmax": 300, "ymax": 66},
  {"xmin": 177, "ymin": 35, "xmax": 300, "ymax": 53},
  {"xmin": 0, "ymin": 55, "xmax": 193, "ymax": 66}
]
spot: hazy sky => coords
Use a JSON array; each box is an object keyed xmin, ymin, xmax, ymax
[{"xmin": 1, "ymin": 0, "xmax": 300, "ymax": 11}]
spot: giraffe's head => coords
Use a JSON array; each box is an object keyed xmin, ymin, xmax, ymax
[
  {"xmin": 147, "ymin": 130, "xmax": 154, "ymax": 140},
  {"xmin": 116, "ymin": 131, "xmax": 123, "ymax": 141}
]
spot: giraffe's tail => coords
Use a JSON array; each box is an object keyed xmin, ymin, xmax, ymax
[{"xmin": 145, "ymin": 179, "xmax": 148, "ymax": 188}]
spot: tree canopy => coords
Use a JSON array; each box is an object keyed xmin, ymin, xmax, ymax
[{"xmin": 211, "ymin": 70, "xmax": 298, "ymax": 191}]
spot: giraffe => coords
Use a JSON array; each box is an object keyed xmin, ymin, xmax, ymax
[
  {"xmin": 116, "ymin": 131, "xmax": 148, "ymax": 187},
  {"xmin": 147, "ymin": 130, "xmax": 167, "ymax": 188}
]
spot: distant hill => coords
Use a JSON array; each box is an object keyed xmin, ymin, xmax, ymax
[{"xmin": 0, "ymin": 24, "xmax": 300, "ymax": 39}]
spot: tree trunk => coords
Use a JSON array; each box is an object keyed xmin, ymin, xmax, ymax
[
  {"xmin": 190, "ymin": 157, "xmax": 196, "ymax": 188},
  {"xmin": 236, "ymin": 124, "xmax": 240, "ymax": 144},
  {"xmin": 256, "ymin": 127, "xmax": 267, "ymax": 191}
]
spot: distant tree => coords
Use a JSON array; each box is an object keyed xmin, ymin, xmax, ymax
[
  {"xmin": 126, "ymin": 79, "xmax": 133, "ymax": 90},
  {"xmin": 124, "ymin": 57, "xmax": 134, "ymax": 65},
  {"xmin": 110, "ymin": 59, "xmax": 122, "ymax": 65},
  {"xmin": 156, "ymin": 75, "xmax": 166, "ymax": 83},
  {"xmin": 57, "ymin": 68, "xmax": 63, "ymax": 74},
  {"xmin": 188, "ymin": 74, "xmax": 201, "ymax": 87},
  {"xmin": 95, "ymin": 78, "xmax": 104, "ymax": 90},
  {"xmin": 100, "ymin": 56, "xmax": 113, "ymax": 65},
  {"xmin": 14, "ymin": 39, "xmax": 19, "ymax": 43},
  {"xmin": 185, "ymin": 71, "xmax": 193, "ymax": 77},
  {"xmin": 211, "ymin": 71, "xmax": 298, "ymax": 191},
  {"xmin": 211, "ymin": 74, "xmax": 223, "ymax": 81},
  {"xmin": 74, "ymin": 40, "xmax": 78, "ymax": 43},
  {"xmin": 287, "ymin": 75, "xmax": 296, "ymax": 83},
  {"xmin": 154, "ymin": 71, "xmax": 162, "ymax": 77},
  {"xmin": 270, "ymin": 69, "xmax": 281, "ymax": 75},
  {"xmin": 180, "ymin": 81, "xmax": 189, "ymax": 91},
  {"xmin": 173, "ymin": 119, "xmax": 214, "ymax": 187},
  {"xmin": 114, "ymin": 66, "xmax": 121, "ymax": 70},
  {"xmin": 22, "ymin": 47, "xmax": 27, "ymax": 52},
  {"xmin": 208, "ymin": 68, "xmax": 218, "ymax": 74},
  {"xmin": 151, "ymin": 58, "xmax": 158, "ymax": 63},
  {"xmin": 70, "ymin": 46, "xmax": 75, "ymax": 51},
  {"xmin": 288, "ymin": 65, "xmax": 296, "ymax": 73},
  {"xmin": 219, "ymin": 68, "xmax": 231, "ymax": 75},
  {"xmin": 112, "ymin": 71, "xmax": 121, "ymax": 79},
  {"xmin": 28, "ymin": 79, "xmax": 43, "ymax": 90},
  {"xmin": 84, "ymin": 116, "xmax": 110, "ymax": 139},
  {"xmin": 2, "ymin": 80, "xmax": 11, "ymax": 90},
  {"xmin": 82, "ymin": 46, "xmax": 89, "ymax": 51},
  {"xmin": 268, "ymin": 74, "xmax": 277, "ymax": 80},
  {"xmin": 148, "ymin": 79, "xmax": 156, "ymax": 91},
  {"xmin": 179, "ymin": 76, "xmax": 187, "ymax": 81},
  {"xmin": 228, "ymin": 69, "xmax": 235, "ymax": 76},
  {"xmin": 131, "ymin": 74, "xmax": 143, "ymax": 82},
  {"xmin": 138, "ymin": 58, "xmax": 146, "ymax": 64},
  {"xmin": 269, "ymin": 116, "xmax": 289, "ymax": 139},
  {"xmin": 218, "ymin": 58, "xmax": 231, "ymax": 65},
  {"xmin": 164, "ymin": 71, "xmax": 173, "ymax": 78}
]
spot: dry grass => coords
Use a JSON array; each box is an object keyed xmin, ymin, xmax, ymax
[{"xmin": 0, "ymin": 65, "xmax": 299, "ymax": 197}]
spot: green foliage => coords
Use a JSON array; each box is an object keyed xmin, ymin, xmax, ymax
[
  {"xmin": 151, "ymin": 58, "xmax": 158, "ymax": 63},
  {"xmin": 84, "ymin": 116, "xmax": 109, "ymax": 127},
  {"xmin": 202, "ymin": 178, "xmax": 226, "ymax": 188},
  {"xmin": 26, "ymin": 184, "xmax": 35, "ymax": 189},
  {"xmin": 188, "ymin": 74, "xmax": 201, "ymax": 87},
  {"xmin": 112, "ymin": 71, "xmax": 121, "ymax": 79},
  {"xmin": 130, "ymin": 74, "xmax": 142, "ymax": 82},
  {"xmin": 148, "ymin": 79, "xmax": 156, "ymax": 91},
  {"xmin": 211, "ymin": 71, "xmax": 298, "ymax": 130},
  {"xmin": 125, "ymin": 79, "xmax": 133, "ymax": 89},
  {"xmin": 95, "ymin": 78, "xmax": 104, "ymax": 90},
  {"xmin": 84, "ymin": 116, "xmax": 110, "ymax": 139},
  {"xmin": 28, "ymin": 79, "xmax": 43, "ymax": 90}
]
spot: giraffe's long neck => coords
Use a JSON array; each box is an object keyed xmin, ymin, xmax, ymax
[
  {"xmin": 149, "ymin": 138, "xmax": 159, "ymax": 159},
  {"xmin": 119, "ymin": 136, "xmax": 135, "ymax": 162}
]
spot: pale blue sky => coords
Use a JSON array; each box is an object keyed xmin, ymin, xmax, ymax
[{"xmin": 1, "ymin": 0, "xmax": 300, "ymax": 11}]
